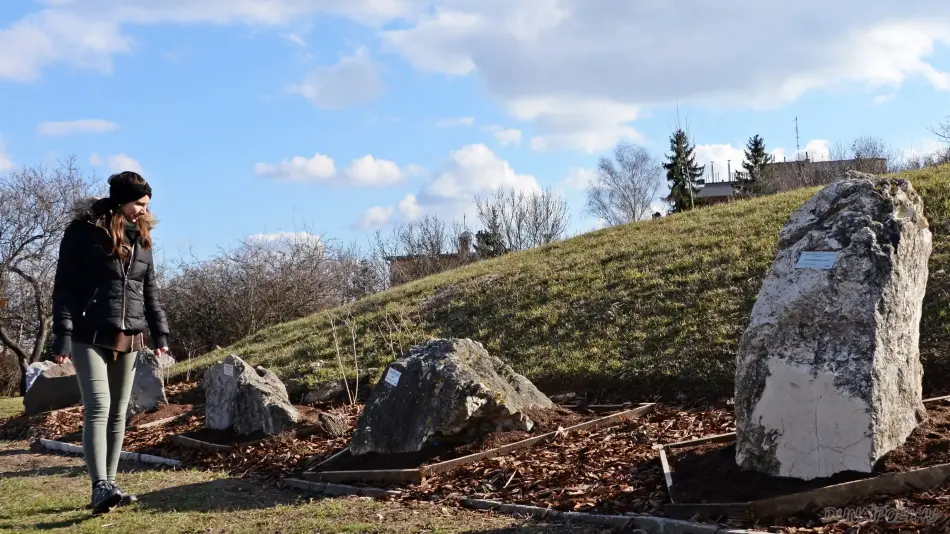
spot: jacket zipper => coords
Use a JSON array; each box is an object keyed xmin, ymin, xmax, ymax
[
  {"xmin": 82, "ymin": 288, "xmax": 99, "ymax": 317},
  {"xmin": 120, "ymin": 243, "xmax": 135, "ymax": 330}
]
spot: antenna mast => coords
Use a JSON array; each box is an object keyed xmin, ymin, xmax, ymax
[{"xmin": 795, "ymin": 116, "xmax": 801, "ymax": 161}]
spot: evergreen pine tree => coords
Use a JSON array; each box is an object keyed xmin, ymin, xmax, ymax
[
  {"xmin": 741, "ymin": 134, "xmax": 773, "ymax": 182},
  {"xmin": 663, "ymin": 128, "xmax": 705, "ymax": 212}
]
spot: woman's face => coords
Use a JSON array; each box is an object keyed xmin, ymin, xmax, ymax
[{"xmin": 121, "ymin": 195, "xmax": 150, "ymax": 224}]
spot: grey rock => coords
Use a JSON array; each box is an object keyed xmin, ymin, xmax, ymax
[
  {"xmin": 317, "ymin": 411, "xmax": 349, "ymax": 437},
  {"xmin": 735, "ymin": 173, "xmax": 932, "ymax": 480},
  {"xmin": 303, "ymin": 380, "xmax": 347, "ymax": 404},
  {"xmin": 23, "ymin": 359, "xmax": 81, "ymax": 415},
  {"xmin": 203, "ymin": 354, "xmax": 300, "ymax": 435},
  {"xmin": 350, "ymin": 338, "xmax": 553, "ymax": 456},
  {"xmin": 303, "ymin": 368, "xmax": 381, "ymax": 405},
  {"xmin": 127, "ymin": 349, "xmax": 175, "ymax": 416}
]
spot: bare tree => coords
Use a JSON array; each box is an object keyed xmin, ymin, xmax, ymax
[
  {"xmin": 373, "ymin": 214, "xmax": 472, "ymax": 287},
  {"xmin": 160, "ymin": 229, "xmax": 342, "ymax": 362},
  {"xmin": 0, "ymin": 156, "xmax": 97, "ymax": 394},
  {"xmin": 585, "ymin": 142, "xmax": 663, "ymax": 226},
  {"xmin": 474, "ymin": 187, "xmax": 570, "ymax": 251},
  {"xmin": 930, "ymin": 116, "xmax": 950, "ymax": 143}
]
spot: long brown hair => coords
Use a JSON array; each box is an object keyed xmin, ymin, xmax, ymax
[{"xmin": 105, "ymin": 172, "xmax": 154, "ymax": 260}]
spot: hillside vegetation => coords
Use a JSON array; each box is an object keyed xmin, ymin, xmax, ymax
[{"xmin": 173, "ymin": 165, "xmax": 950, "ymax": 403}]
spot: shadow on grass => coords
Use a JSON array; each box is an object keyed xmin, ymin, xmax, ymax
[
  {"xmin": 463, "ymin": 523, "xmax": 611, "ymax": 533},
  {"xmin": 135, "ymin": 478, "xmax": 301, "ymax": 513}
]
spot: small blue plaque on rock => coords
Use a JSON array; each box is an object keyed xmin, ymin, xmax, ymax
[{"xmin": 795, "ymin": 251, "xmax": 839, "ymax": 269}]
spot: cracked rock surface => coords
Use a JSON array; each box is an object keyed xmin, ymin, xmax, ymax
[
  {"xmin": 350, "ymin": 338, "xmax": 553, "ymax": 456},
  {"xmin": 203, "ymin": 354, "xmax": 300, "ymax": 435},
  {"xmin": 734, "ymin": 172, "xmax": 932, "ymax": 480}
]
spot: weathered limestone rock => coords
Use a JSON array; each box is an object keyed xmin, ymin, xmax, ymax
[
  {"xmin": 735, "ymin": 173, "xmax": 932, "ymax": 480},
  {"xmin": 23, "ymin": 360, "xmax": 81, "ymax": 415},
  {"xmin": 203, "ymin": 354, "xmax": 300, "ymax": 435},
  {"xmin": 127, "ymin": 349, "xmax": 175, "ymax": 416},
  {"xmin": 350, "ymin": 338, "xmax": 553, "ymax": 456}
]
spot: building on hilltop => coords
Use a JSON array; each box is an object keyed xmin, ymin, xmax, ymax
[
  {"xmin": 692, "ymin": 156, "xmax": 889, "ymax": 204},
  {"xmin": 383, "ymin": 231, "xmax": 478, "ymax": 287}
]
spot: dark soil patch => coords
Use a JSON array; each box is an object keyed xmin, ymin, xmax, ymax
[
  {"xmin": 129, "ymin": 403, "xmax": 195, "ymax": 426},
  {"xmin": 317, "ymin": 406, "xmax": 599, "ymax": 472},
  {"xmin": 166, "ymin": 382, "xmax": 204, "ymax": 405},
  {"xmin": 177, "ymin": 427, "xmax": 269, "ymax": 447},
  {"xmin": 668, "ymin": 402, "xmax": 950, "ymax": 503}
]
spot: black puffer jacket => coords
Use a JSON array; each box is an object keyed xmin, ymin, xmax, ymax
[{"xmin": 50, "ymin": 197, "xmax": 170, "ymax": 357}]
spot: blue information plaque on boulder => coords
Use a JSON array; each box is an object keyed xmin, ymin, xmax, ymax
[{"xmin": 794, "ymin": 251, "xmax": 839, "ymax": 269}]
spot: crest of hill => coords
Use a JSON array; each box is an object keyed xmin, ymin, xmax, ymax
[{"xmin": 172, "ymin": 164, "xmax": 950, "ymax": 403}]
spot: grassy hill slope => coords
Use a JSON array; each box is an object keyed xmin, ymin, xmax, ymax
[{"xmin": 173, "ymin": 165, "xmax": 950, "ymax": 403}]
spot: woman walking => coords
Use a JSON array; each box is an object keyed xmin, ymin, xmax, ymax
[{"xmin": 49, "ymin": 170, "xmax": 171, "ymax": 515}]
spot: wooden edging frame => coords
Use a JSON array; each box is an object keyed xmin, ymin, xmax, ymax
[
  {"xmin": 300, "ymin": 403, "xmax": 656, "ymax": 485},
  {"xmin": 459, "ymin": 498, "xmax": 770, "ymax": 534},
  {"xmin": 654, "ymin": 393, "xmax": 950, "ymax": 520},
  {"xmin": 38, "ymin": 438, "xmax": 182, "ymax": 467}
]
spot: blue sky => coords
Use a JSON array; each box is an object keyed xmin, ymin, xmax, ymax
[{"xmin": 1, "ymin": 1, "xmax": 949, "ymax": 264}]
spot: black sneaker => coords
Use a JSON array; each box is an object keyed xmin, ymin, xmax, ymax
[
  {"xmin": 111, "ymin": 483, "xmax": 138, "ymax": 507},
  {"xmin": 90, "ymin": 481, "xmax": 122, "ymax": 515}
]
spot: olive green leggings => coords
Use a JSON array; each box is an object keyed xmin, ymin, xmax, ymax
[{"xmin": 72, "ymin": 341, "xmax": 138, "ymax": 485}]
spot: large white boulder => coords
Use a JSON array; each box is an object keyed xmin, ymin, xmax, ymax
[{"xmin": 734, "ymin": 173, "xmax": 932, "ymax": 480}]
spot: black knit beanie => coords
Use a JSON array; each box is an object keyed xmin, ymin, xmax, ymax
[{"xmin": 108, "ymin": 172, "xmax": 152, "ymax": 207}]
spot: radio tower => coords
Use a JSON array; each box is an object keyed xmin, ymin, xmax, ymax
[{"xmin": 794, "ymin": 116, "xmax": 801, "ymax": 161}]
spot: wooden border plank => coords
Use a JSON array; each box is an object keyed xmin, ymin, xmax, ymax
[
  {"xmin": 663, "ymin": 432, "xmax": 737, "ymax": 450},
  {"xmin": 422, "ymin": 403, "xmax": 655, "ymax": 476},
  {"xmin": 657, "ymin": 446, "xmax": 674, "ymax": 503},
  {"xmin": 170, "ymin": 434, "xmax": 234, "ymax": 453},
  {"xmin": 748, "ymin": 461, "xmax": 950, "ymax": 519},
  {"xmin": 298, "ymin": 468, "xmax": 422, "ymax": 484},
  {"xmin": 127, "ymin": 412, "xmax": 192, "ymax": 432}
]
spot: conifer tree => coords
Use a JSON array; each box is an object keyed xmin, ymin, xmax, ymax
[
  {"xmin": 741, "ymin": 134, "xmax": 773, "ymax": 182},
  {"xmin": 663, "ymin": 128, "xmax": 705, "ymax": 212}
]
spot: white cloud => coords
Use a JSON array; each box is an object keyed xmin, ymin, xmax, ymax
[
  {"xmin": 0, "ymin": 138, "xmax": 13, "ymax": 171},
  {"xmin": 420, "ymin": 144, "xmax": 540, "ymax": 206},
  {"xmin": 37, "ymin": 118, "xmax": 118, "ymax": 136},
  {"xmin": 694, "ymin": 143, "xmax": 748, "ymax": 182},
  {"xmin": 902, "ymin": 138, "xmax": 948, "ymax": 159},
  {"xmin": 90, "ymin": 152, "xmax": 143, "ymax": 174},
  {"xmin": 436, "ymin": 117, "xmax": 475, "ymax": 127},
  {"xmin": 380, "ymin": 2, "xmax": 950, "ymax": 152},
  {"xmin": 255, "ymin": 152, "xmax": 419, "ymax": 187},
  {"xmin": 873, "ymin": 93, "xmax": 897, "ymax": 105},
  {"xmin": 482, "ymin": 125, "xmax": 522, "ymax": 146},
  {"xmin": 508, "ymin": 97, "xmax": 643, "ymax": 153},
  {"xmin": 354, "ymin": 205, "xmax": 394, "ymax": 230},
  {"xmin": 398, "ymin": 193, "xmax": 423, "ymax": 220},
  {"xmin": 353, "ymin": 143, "xmax": 541, "ymax": 230},
  {"xmin": 291, "ymin": 47, "xmax": 382, "ymax": 109},
  {"xmin": 563, "ymin": 167, "xmax": 595, "ymax": 190},
  {"xmin": 343, "ymin": 154, "xmax": 405, "ymax": 186},
  {"xmin": 0, "ymin": 10, "xmax": 131, "ymax": 82},
  {"xmin": 799, "ymin": 139, "xmax": 832, "ymax": 162},
  {"xmin": 0, "ymin": 0, "xmax": 420, "ymax": 83},
  {"xmin": 254, "ymin": 153, "xmax": 336, "ymax": 182}
]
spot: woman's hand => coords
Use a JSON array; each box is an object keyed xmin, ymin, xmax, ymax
[
  {"xmin": 155, "ymin": 346, "xmax": 172, "ymax": 360},
  {"xmin": 53, "ymin": 354, "xmax": 70, "ymax": 365}
]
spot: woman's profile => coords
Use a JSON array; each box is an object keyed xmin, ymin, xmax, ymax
[{"xmin": 49, "ymin": 170, "xmax": 171, "ymax": 515}]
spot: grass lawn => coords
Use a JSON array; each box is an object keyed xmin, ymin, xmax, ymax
[
  {"xmin": 0, "ymin": 396, "xmax": 22, "ymax": 420},
  {"xmin": 0, "ymin": 440, "xmax": 607, "ymax": 533},
  {"xmin": 170, "ymin": 165, "xmax": 950, "ymax": 402}
]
